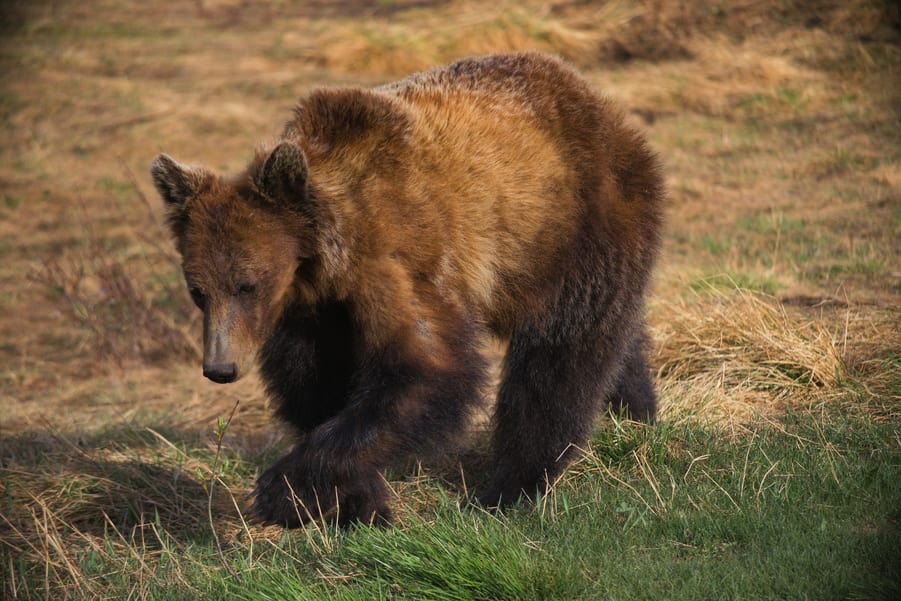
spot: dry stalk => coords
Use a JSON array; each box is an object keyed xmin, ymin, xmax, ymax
[{"xmin": 207, "ymin": 400, "xmax": 241, "ymax": 581}]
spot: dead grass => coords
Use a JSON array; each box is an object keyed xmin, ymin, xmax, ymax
[
  {"xmin": 26, "ymin": 190, "xmax": 200, "ymax": 366},
  {"xmin": 650, "ymin": 284, "xmax": 849, "ymax": 424},
  {"xmin": 0, "ymin": 0, "xmax": 899, "ymax": 597},
  {"xmin": 302, "ymin": 2, "xmax": 629, "ymax": 76},
  {"xmin": 1, "ymin": 436, "xmax": 235, "ymax": 598}
]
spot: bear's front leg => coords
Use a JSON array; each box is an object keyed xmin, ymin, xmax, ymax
[{"xmin": 253, "ymin": 281, "xmax": 488, "ymax": 527}]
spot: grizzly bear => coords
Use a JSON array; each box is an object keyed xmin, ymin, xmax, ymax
[{"xmin": 151, "ymin": 52, "xmax": 663, "ymax": 527}]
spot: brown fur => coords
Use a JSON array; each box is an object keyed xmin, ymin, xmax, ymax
[{"xmin": 151, "ymin": 52, "xmax": 663, "ymax": 526}]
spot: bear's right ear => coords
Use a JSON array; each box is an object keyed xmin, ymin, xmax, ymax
[
  {"xmin": 255, "ymin": 141, "xmax": 309, "ymax": 207},
  {"xmin": 150, "ymin": 153, "xmax": 206, "ymax": 208}
]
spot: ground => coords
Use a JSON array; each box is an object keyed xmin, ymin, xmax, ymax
[{"xmin": 0, "ymin": 1, "xmax": 898, "ymax": 599}]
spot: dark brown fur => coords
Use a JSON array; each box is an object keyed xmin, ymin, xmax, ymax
[{"xmin": 151, "ymin": 52, "xmax": 663, "ymax": 527}]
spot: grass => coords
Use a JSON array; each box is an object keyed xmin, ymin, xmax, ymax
[
  {"xmin": 3, "ymin": 412, "xmax": 898, "ymax": 600},
  {"xmin": 1, "ymin": 0, "xmax": 899, "ymax": 599}
]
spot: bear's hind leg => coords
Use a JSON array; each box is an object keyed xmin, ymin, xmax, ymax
[
  {"xmin": 480, "ymin": 323, "xmax": 627, "ymax": 508},
  {"xmin": 607, "ymin": 327, "xmax": 657, "ymax": 423}
]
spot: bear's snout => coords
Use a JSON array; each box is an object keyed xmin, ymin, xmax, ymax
[{"xmin": 203, "ymin": 362, "xmax": 238, "ymax": 384}]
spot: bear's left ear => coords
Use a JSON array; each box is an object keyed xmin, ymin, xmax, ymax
[
  {"xmin": 255, "ymin": 141, "xmax": 309, "ymax": 207},
  {"xmin": 150, "ymin": 154, "xmax": 208, "ymax": 207}
]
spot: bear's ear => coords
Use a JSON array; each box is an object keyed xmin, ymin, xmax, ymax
[
  {"xmin": 150, "ymin": 154, "xmax": 207, "ymax": 208},
  {"xmin": 255, "ymin": 141, "xmax": 309, "ymax": 207}
]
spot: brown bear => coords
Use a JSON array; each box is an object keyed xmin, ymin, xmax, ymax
[{"xmin": 151, "ymin": 52, "xmax": 663, "ymax": 527}]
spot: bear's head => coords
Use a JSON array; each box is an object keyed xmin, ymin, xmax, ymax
[{"xmin": 151, "ymin": 142, "xmax": 332, "ymax": 383}]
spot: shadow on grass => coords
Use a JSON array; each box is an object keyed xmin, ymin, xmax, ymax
[
  {"xmin": 0, "ymin": 419, "xmax": 503, "ymax": 545},
  {"xmin": 0, "ymin": 422, "xmax": 255, "ymax": 548}
]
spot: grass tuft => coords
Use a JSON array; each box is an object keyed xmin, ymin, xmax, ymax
[{"xmin": 651, "ymin": 285, "xmax": 849, "ymax": 424}]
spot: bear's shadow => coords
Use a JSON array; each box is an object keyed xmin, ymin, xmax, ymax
[
  {"xmin": 2, "ymin": 423, "xmax": 253, "ymax": 544},
  {"xmin": 1, "ymin": 421, "xmax": 499, "ymax": 544}
]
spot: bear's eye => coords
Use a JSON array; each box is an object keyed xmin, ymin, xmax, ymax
[
  {"xmin": 188, "ymin": 286, "xmax": 206, "ymax": 310},
  {"xmin": 237, "ymin": 283, "xmax": 256, "ymax": 296}
]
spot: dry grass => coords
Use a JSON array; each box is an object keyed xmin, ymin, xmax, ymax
[
  {"xmin": 303, "ymin": 2, "xmax": 633, "ymax": 75},
  {"xmin": 1, "ymin": 0, "xmax": 899, "ymax": 597},
  {"xmin": 26, "ymin": 187, "xmax": 200, "ymax": 366},
  {"xmin": 651, "ymin": 285, "xmax": 849, "ymax": 424},
  {"xmin": 0, "ymin": 433, "xmax": 241, "ymax": 598}
]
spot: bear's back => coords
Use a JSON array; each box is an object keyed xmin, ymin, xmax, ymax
[
  {"xmin": 380, "ymin": 54, "xmax": 596, "ymax": 313},
  {"xmin": 288, "ymin": 53, "xmax": 662, "ymax": 329},
  {"xmin": 379, "ymin": 52, "xmax": 590, "ymax": 114}
]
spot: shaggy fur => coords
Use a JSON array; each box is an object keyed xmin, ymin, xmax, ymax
[{"xmin": 151, "ymin": 52, "xmax": 663, "ymax": 527}]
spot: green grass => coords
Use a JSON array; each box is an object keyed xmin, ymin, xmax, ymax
[
  {"xmin": 3, "ymin": 409, "xmax": 898, "ymax": 600},
  {"xmin": 689, "ymin": 272, "xmax": 783, "ymax": 295}
]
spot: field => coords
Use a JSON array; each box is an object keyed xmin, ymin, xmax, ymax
[{"xmin": 1, "ymin": 0, "xmax": 899, "ymax": 599}]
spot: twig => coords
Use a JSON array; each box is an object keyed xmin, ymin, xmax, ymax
[
  {"xmin": 118, "ymin": 156, "xmax": 165, "ymax": 231},
  {"xmin": 208, "ymin": 400, "xmax": 241, "ymax": 581},
  {"xmin": 221, "ymin": 477, "xmax": 254, "ymax": 564}
]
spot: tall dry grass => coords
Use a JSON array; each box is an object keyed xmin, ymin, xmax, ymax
[{"xmin": 651, "ymin": 285, "xmax": 851, "ymax": 424}]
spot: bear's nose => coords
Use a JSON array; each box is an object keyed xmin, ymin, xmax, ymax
[{"xmin": 203, "ymin": 363, "xmax": 238, "ymax": 384}]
